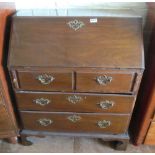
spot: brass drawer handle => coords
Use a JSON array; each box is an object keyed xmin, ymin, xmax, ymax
[
  {"xmin": 36, "ymin": 74, "xmax": 55, "ymax": 85},
  {"xmin": 67, "ymin": 95, "xmax": 83, "ymax": 104},
  {"xmin": 97, "ymin": 100, "xmax": 115, "ymax": 110},
  {"xmin": 97, "ymin": 120, "xmax": 111, "ymax": 128},
  {"xmin": 67, "ymin": 115, "xmax": 81, "ymax": 123},
  {"xmin": 33, "ymin": 98, "xmax": 51, "ymax": 106},
  {"xmin": 38, "ymin": 118, "xmax": 53, "ymax": 126},
  {"xmin": 96, "ymin": 75, "xmax": 112, "ymax": 85},
  {"xmin": 67, "ymin": 19, "xmax": 85, "ymax": 31}
]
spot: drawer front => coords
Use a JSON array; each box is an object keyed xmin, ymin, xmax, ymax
[
  {"xmin": 16, "ymin": 92, "xmax": 134, "ymax": 113},
  {"xmin": 20, "ymin": 112, "xmax": 130, "ymax": 134},
  {"xmin": 14, "ymin": 70, "xmax": 73, "ymax": 91},
  {"xmin": 76, "ymin": 72, "xmax": 135, "ymax": 93}
]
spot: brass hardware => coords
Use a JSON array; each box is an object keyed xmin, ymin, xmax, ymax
[
  {"xmin": 36, "ymin": 74, "xmax": 55, "ymax": 85},
  {"xmin": 67, "ymin": 19, "xmax": 85, "ymax": 31},
  {"xmin": 13, "ymin": 78, "xmax": 18, "ymax": 88},
  {"xmin": 97, "ymin": 100, "xmax": 114, "ymax": 109},
  {"xmin": 96, "ymin": 75, "xmax": 112, "ymax": 85},
  {"xmin": 67, "ymin": 115, "xmax": 81, "ymax": 123},
  {"xmin": 67, "ymin": 95, "xmax": 83, "ymax": 104},
  {"xmin": 12, "ymin": 71, "xmax": 19, "ymax": 88},
  {"xmin": 13, "ymin": 78, "xmax": 17, "ymax": 83},
  {"xmin": 38, "ymin": 118, "xmax": 53, "ymax": 126},
  {"xmin": 97, "ymin": 120, "xmax": 111, "ymax": 128},
  {"xmin": 33, "ymin": 98, "xmax": 51, "ymax": 106}
]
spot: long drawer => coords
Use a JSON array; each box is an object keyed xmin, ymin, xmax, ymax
[
  {"xmin": 15, "ymin": 92, "xmax": 135, "ymax": 113},
  {"xmin": 20, "ymin": 111, "xmax": 130, "ymax": 134}
]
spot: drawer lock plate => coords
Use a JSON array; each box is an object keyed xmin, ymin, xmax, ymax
[
  {"xmin": 97, "ymin": 100, "xmax": 114, "ymax": 109},
  {"xmin": 33, "ymin": 98, "xmax": 51, "ymax": 106},
  {"xmin": 97, "ymin": 120, "xmax": 111, "ymax": 128},
  {"xmin": 67, "ymin": 115, "xmax": 81, "ymax": 123},
  {"xmin": 67, "ymin": 95, "xmax": 84, "ymax": 104},
  {"xmin": 67, "ymin": 19, "xmax": 85, "ymax": 31},
  {"xmin": 38, "ymin": 118, "xmax": 53, "ymax": 126},
  {"xmin": 96, "ymin": 75, "xmax": 112, "ymax": 85},
  {"xmin": 36, "ymin": 74, "xmax": 55, "ymax": 85}
]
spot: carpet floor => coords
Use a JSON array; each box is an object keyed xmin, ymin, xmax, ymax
[{"xmin": 0, "ymin": 136, "xmax": 155, "ymax": 153}]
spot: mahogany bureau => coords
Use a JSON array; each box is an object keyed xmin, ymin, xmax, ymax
[{"xmin": 8, "ymin": 10, "xmax": 144, "ymax": 150}]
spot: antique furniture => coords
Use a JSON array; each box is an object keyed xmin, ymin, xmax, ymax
[
  {"xmin": 130, "ymin": 3, "xmax": 155, "ymax": 145},
  {"xmin": 8, "ymin": 10, "xmax": 144, "ymax": 150},
  {"xmin": 0, "ymin": 4, "xmax": 18, "ymax": 143}
]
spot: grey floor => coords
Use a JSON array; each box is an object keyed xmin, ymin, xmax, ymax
[{"xmin": 0, "ymin": 136, "xmax": 155, "ymax": 153}]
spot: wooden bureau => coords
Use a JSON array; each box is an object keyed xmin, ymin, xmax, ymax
[{"xmin": 8, "ymin": 10, "xmax": 144, "ymax": 150}]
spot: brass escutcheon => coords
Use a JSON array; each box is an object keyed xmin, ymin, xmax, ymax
[
  {"xmin": 33, "ymin": 98, "xmax": 51, "ymax": 106},
  {"xmin": 97, "ymin": 100, "xmax": 114, "ymax": 109},
  {"xmin": 96, "ymin": 75, "xmax": 112, "ymax": 85},
  {"xmin": 67, "ymin": 115, "xmax": 81, "ymax": 123},
  {"xmin": 67, "ymin": 19, "xmax": 85, "ymax": 31},
  {"xmin": 97, "ymin": 120, "xmax": 111, "ymax": 128},
  {"xmin": 36, "ymin": 74, "xmax": 55, "ymax": 85},
  {"xmin": 38, "ymin": 118, "xmax": 53, "ymax": 126},
  {"xmin": 67, "ymin": 95, "xmax": 83, "ymax": 104}
]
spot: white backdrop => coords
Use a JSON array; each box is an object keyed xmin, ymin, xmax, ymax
[{"xmin": 0, "ymin": 0, "xmax": 153, "ymax": 9}]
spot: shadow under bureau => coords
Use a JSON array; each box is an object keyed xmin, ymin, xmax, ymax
[{"xmin": 8, "ymin": 10, "xmax": 144, "ymax": 150}]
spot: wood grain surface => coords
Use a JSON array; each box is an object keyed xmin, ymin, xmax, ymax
[
  {"xmin": 15, "ymin": 92, "xmax": 135, "ymax": 113},
  {"xmin": 8, "ymin": 16, "xmax": 144, "ymax": 69},
  {"xmin": 20, "ymin": 111, "xmax": 130, "ymax": 134}
]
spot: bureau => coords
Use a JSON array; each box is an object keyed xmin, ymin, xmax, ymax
[{"xmin": 8, "ymin": 10, "xmax": 144, "ymax": 150}]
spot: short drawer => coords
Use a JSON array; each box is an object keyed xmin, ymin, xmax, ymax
[
  {"xmin": 15, "ymin": 92, "xmax": 135, "ymax": 113},
  {"xmin": 76, "ymin": 72, "xmax": 135, "ymax": 93},
  {"xmin": 13, "ymin": 70, "xmax": 73, "ymax": 91},
  {"xmin": 20, "ymin": 111, "xmax": 130, "ymax": 134}
]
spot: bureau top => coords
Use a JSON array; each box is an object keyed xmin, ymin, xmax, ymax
[
  {"xmin": 15, "ymin": 9, "xmax": 142, "ymax": 18},
  {"xmin": 8, "ymin": 13, "xmax": 144, "ymax": 69}
]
